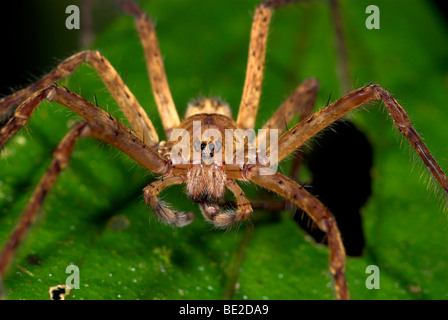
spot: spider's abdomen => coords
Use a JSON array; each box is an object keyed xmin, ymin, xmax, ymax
[
  {"xmin": 185, "ymin": 97, "xmax": 232, "ymax": 119},
  {"xmin": 186, "ymin": 165, "xmax": 227, "ymax": 201}
]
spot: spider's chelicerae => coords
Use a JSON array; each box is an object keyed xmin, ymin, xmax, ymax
[{"xmin": 0, "ymin": 0, "xmax": 447, "ymax": 300}]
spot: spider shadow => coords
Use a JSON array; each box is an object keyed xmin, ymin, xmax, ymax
[{"xmin": 294, "ymin": 120, "xmax": 372, "ymax": 257}]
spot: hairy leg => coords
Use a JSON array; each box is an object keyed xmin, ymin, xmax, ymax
[
  {"xmin": 116, "ymin": 0, "xmax": 181, "ymax": 136},
  {"xmin": 198, "ymin": 180, "xmax": 253, "ymax": 228},
  {"xmin": 227, "ymin": 78, "xmax": 319, "ymax": 215},
  {"xmin": 0, "ymin": 86, "xmax": 172, "ymax": 281},
  {"xmin": 205, "ymin": 180, "xmax": 252, "ymax": 228},
  {"xmin": 262, "ymin": 78, "xmax": 319, "ymax": 133},
  {"xmin": 143, "ymin": 176, "xmax": 194, "ymax": 227},
  {"xmin": 237, "ymin": 0, "xmax": 301, "ymax": 129},
  {"xmin": 257, "ymin": 77, "xmax": 319, "ymax": 178},
  {"xmin": 0, "ymin": 50, "xmax": 158, "ymax": 145},
  {"xmin": 270, "ymin": 84, "xmax": 448, "ymax": 194},
  {"xmin": 0, "ymin": 85, "xmax": 169, "ymax": 174}
]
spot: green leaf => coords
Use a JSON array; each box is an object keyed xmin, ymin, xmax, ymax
[{"xmin": 0, "ymin": 0, "xmax": 446, "ymax": 300}]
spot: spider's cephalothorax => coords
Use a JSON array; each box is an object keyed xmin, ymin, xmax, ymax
[
  {"xmin": 152, "ymin": 97, "xmax": 252, "ymax": 227},
  {"xmin": 0, "ymin": 0, "xmax": 447, "ymax": 301},
  {"xmin": 179, "ymin": 98, "xmax": 232, "ymax": 204}
]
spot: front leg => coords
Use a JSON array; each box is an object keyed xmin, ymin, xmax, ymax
[
  {"xmin": 116, "ymin": 0, "xmax": 181, "ymax": 136},
  {"xmin": 0, "ymin": 50, "xmax": 158, "ymax": 145},
  {"xmin": 0, "ymin": 85, "xmax": 169, "ymax": 174},
  {"xmin": 236, "ymin": 2, "xmax": 273, "ymax": 129}
]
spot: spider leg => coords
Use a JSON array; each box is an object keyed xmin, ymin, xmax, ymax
[
  {"xmin": 246, "ymin": 165, "xmax": 349, "ymax": 300},
  {"xmin": 143, "ymin": 176, "xmax": 194, "ymax": 227},
  {"xmin": 236, "ymin": 2, "xmax": 272, "ymax": 129},
  {"xmin": 269, "ymin": 84, "xmax": 448, "ymax": 195},
  {"xmin": 116, "ymin": 0, "xmax": 181, "ymax": 136},
  {"xmin": 198, "ymin": 202, "xmax": 221, "ymax": 223},
  {"xmin": 0, "ymin": 50, "xmax": 159, "ymax": 146},
  {"xmin": 257, "ymin": 77, "xmax": 319, "ymax": 178},
  {"xmin": 0, "ymin": 86, "xmax": 171, "ymax": 283},
  {"xmin": 0, "ymin": 121, "xmax": 91, "ymax": 280},
  {"xmin": 223, "ymin": 78, "xmax": 319, "ymax": 215},
  {"xmin": 236, "ymin": 0, "xmax": 300, "ymax": 130},
  {"xmin": 198, "ymin": 180, "xmax": 252, "ymax": 229},
  {"xmin": 261, "ymin": 78, "xmax": 319, "ymax": 135},
  {"xmin": 0, "ymin": 85, "xmax": 169, "ymax": 174},
  {"xmin": 289, "ymin": 79, "xmax": 319, "ymax": 180}
]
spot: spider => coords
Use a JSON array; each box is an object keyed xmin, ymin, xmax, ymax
[{"xmin": 0, "ymin": 0, "xmax": 447, "ymax": 300}]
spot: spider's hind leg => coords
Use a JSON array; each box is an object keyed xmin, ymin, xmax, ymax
[{"xmin": 0, "ymin": 121, "xmax": 92, "ymax": 280}]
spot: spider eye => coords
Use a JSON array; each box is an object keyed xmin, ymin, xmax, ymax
[
  {"xmin": 209, "ymin": 153, "xmax": 213, "ymax": 158},
  {"xmin": 209, "ymin": 142, "xmax": 215, "ymax": 151},
  {"xmin": 201, "ymin": 142, "xmax": 206, "ymax": 150}
]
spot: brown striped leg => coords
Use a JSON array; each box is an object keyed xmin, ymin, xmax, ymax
[
  {"xmin": 143, "ymin": 176, "xmax": 194, "ymax": 227},
  {"xmin": 116, "ymin": 0, "xmax": 180, "ymax": 136},
  {"xmin": 256, "ymin": 77, "xmax": 319, "ymax": 178},
  {"xmin": 270, "ymin": 84, "xmax": 448, "ymax": 195},
  {"xmin": 236, "ymin": 0, "xmax": 302, "ymax": 130},
  {"xmin": 236, "ymin": 2, "xmax": 273, "ymax": 129},
  {"xmin": 230, "ymin": 78, "xmax": 319, "ymax": 215},
  {"xmin": 0, "ymin": 50, "xmax": 159, "ymax": 146},
  {"xmin": 289, "ymin": 79, "xmax": 319, "ymax": 180},
  {"xmin": 0, "ymin": 85, "xmax": 169, "ymax": 174},
  {"xmin": 247, "ymin": 166, "xmax": 349, "ymax": 300},
  {"xmin": 0, "ymin": 86, "xmax": 172, "ymax": 282},
  {"xmin": 0, "ymin": 122, "xmax": 91, "ymax": 280}
]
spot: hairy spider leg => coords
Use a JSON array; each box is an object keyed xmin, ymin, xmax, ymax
[
  {"xmin": 0, "ymin": 50, "xmax": 158, "ymax": 145},
  {"xmin": 236, "ymin": 2, "xmax": 273, "ymax": 130},
  {"xmin": 143, "ymin": 175, "xmax": 195, "ymax": 227},
  {"xmin": 198, "ymin": 180, "xmax": 253, "ymax": 228},
  {"xmin": 116, "ymin": 0, "xmax": 181, "ymax": 136},
  {"xmin": 0, "ymin": 85, "xmax": 171, "ymax": 282},
  {"xmin": 257, "ymin": 77, "xmax": 319, "ymax": 178},
  {"xmin": 269, "ymin": 84, "xmax": 448, "ymax": 194}
]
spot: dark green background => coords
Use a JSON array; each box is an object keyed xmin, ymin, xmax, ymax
[{"xmin": 0, "ymin": 0, "xmax": 447, "ymax": 300}]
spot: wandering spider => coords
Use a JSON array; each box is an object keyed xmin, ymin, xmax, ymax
[{"xmin": 2, "ymin": 0, "xmax": 447, "ymax": 298}]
